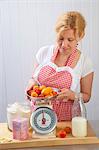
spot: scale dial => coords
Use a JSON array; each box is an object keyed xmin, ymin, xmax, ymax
[{"xmin": 30, "ymin": 106, "xmax": 57, "ymax": 134}]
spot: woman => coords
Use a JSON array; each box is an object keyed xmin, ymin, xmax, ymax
[{"xmin": 26, "ymin": 11, "xmax": 94, "ymax": 121}]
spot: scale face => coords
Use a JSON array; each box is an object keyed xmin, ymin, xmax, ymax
[{"xmin": 30, "ymin": 106, "xmax": 57, "ymax": 134}]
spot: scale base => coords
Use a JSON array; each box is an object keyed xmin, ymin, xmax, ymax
[{"xmin": 32, "ymin": 129, "xmax": 56, "ymax": 138}]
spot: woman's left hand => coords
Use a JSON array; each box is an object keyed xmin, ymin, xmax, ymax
[{"xmin": 57, "ymin": 88, "xmax": 75, "ymax": 101}]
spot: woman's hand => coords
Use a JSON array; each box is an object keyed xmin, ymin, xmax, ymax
[
  {"xmin": 57, "ymin": 88, "xmax": 75, "ymax": 101},
  {"xmin": 25, "ymin": 78, "xmax": 37, "ymax": 100},
  {"xmin": 25, "ymin": 78, "xmax": 37, "ymax": 94}
]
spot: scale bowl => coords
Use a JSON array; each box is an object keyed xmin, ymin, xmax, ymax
[{"xmin": 26, "ymin": 87, "xmax": 60, "ymax": 103}]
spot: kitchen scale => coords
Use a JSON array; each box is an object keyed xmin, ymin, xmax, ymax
[{"xmin": 30, "ymin": 100, "xmax": 57, "ymax": 138}]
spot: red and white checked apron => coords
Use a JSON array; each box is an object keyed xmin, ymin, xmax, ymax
[{"xmin": 37, "ymin": 48, "xmax": 78, "ymax": 121}]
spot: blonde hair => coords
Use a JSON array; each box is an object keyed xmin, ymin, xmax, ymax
[{"xmin": 55, "ymin": 11, "xmax": 86, "ymax": 39}]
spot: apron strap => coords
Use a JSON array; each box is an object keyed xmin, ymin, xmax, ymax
[
  {"xmin": 51, "ymin": 47, "xmax": 77, "ymax": 67},
  {"xmin": 65, "ymin": 49, "xmax": 77, "ymax": 66},
  {"xmin": 51, "ymin": 47, "xmax": 59, "ymax": 62}
]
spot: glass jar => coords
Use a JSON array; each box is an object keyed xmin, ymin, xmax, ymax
[
  {"xmin": 7, "ymin": 102, "xmax": 32, "ymax": 131},
  {"xmin": 72, "ymin": 93, "xmax": 87, "ymax": 137}
]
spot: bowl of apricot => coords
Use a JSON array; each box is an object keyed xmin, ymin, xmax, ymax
[{"xmin": 26, "ymin": 85, "xmax": 60, "ymax": 101}]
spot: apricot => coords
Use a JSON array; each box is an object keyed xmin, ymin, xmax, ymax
[
  {"xmin": 34, "ymin": 88, "xmax": 41, "ymax": 95},
  {"xmin": 49, "ymin": 92, "xmax": 54, "ymax": 96},
  {"xmin": 39, "ymin": 85, "xmax": 46, "ymax": 90},
  {"xmin": 31, "ymin": 91, "xmax": 38, "ymax": 97},
  {"xmin": 64, "ymin": 127, "xmax": 71, "ymax": 134},
  {"xmin": 57, "ymin": 130, "xmax": 67, "ymax": 138},
  {"xmin": 41, "ymin": 87, "xmax": 53, "ymax": 96},
  {"xmin": 52, "ymin": 91, "xmax": 57, "ymax": 96},
  {"xmin": 33, "ymin": 85, "xmax": 39, "ymax": 90}
]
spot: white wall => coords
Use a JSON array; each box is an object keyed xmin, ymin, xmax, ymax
[{"xmin": 0, "ymin": 0, "xmax": 99, "ymax": 122}]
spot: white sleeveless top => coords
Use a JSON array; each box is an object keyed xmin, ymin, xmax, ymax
[{"xmin": 33, "ymin": 45, "xmax": 94, "ymax": 93}]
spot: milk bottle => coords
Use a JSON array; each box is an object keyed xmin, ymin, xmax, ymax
[{"xmin": 72, "ymin": 93, "xmax": 87, "ymax": 137}]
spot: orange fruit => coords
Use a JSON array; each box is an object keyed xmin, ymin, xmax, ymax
[
  {"xmin": 41, "ymin": 87, "xmax": 53, "ymax": 96},
  {"xmin": 33, "ymin": 85, "xmax": 39, "ymax": 90},
  {"xmin": 57, "ymin": 130, "xmax": 67, "ymax": 138},
  {"xmin": 49, "ymin": 92, "xmax": 54, "ymax": 96},
  {"xmin": 34, "ymin": 88, "xmax": 41, "ymax": 95},
  {"xmin": 39, "ymin": 85, "xmax": 46, "ymax": 90},
  {"xmin": 64, "ymin": 127, "xmax": 71, "ymax": 134},
  {"xmin": 31, "ymin": 91, "xmax": 38, "ymax": 97},
  {"xmin": 52, "ymin": 91, "xmax": 57, "ymax": 96}
]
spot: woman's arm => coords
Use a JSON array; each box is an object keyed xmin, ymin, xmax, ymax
[
  {"xmin": 26, "ymin": 63, "xmax": 39, "ymax": 91},
  {"xmin": 80, "ymin": 72, "xmax": 94, "ymax": 103},
  {"xmin": 57, "ymin": 72, "xmax": 94, "ymax": 103}
]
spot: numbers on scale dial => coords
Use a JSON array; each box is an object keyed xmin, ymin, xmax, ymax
[{"xmin": 30, "ymin": 107, "xmax": 57, "ymax": 134}]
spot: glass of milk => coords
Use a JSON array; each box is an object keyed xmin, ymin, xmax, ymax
[
  {"xmin": 72, "ymin": 93, "xmax": 87, "ymax": 137},
  {"xmin": 72, "ymin": 116, "xmax": 87, "ymax": 137}
]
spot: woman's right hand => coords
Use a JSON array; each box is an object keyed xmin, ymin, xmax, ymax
[
  {"xmin": 25, "ymin": 78, "xmax": 37, "ymax": 97},
  {"xmin": 25, "ymin": 78, "xmax": 37, "ymax": 101}
]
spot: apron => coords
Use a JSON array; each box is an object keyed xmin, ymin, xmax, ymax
[{"xmin": 35, "ymin": 48, "xmax": 80, "ymax": 121}]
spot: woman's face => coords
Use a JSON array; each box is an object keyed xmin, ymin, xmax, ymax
[{"xmin": 57, "ymin": 29, "xmax": 78, "ymax": 54}]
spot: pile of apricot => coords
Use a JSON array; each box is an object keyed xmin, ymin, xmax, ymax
[{"xmin": 27, "ymin": 85, "xmax": 58, "ymax": 98}]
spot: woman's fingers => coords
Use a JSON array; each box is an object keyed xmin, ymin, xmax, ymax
[
  {"xmin": 57, "ymin": 89, "xmax": 75, "ymax": 101},
  {"xmin": 26, "ymin": 78, "xmax": 37, "ymax": 91},
  {"xmin": 56, "ymin": 89, "xmax": 70, "ymax": 101},
  {"xmin": 57, "ymin": 93, "xmax": 68, "ymax": 100},
  {"xmin": 61, "ymin": 88, "xmax": 69, "ymax": 92},
  {"xmin": 27, "ymin": 84, "xmax": 33, "ymax": 91}
]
